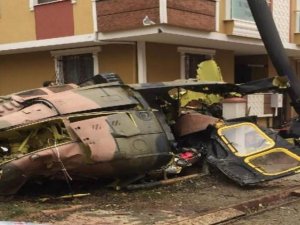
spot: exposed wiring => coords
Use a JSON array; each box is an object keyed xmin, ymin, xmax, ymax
[{"xmin": 50, "ymin": 139, "xmax": 73, "ymax": 196}]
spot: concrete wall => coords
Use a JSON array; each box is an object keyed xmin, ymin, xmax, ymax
[
  {"xmin": 215, "ymin": 50, "xmax": 235, "ymax": 83},
  {"xmin": 146, "ymin": 43, "xmax": 181, "ymax": 82},
  {"xmin": 146, "ymin": 43, "xmax": 234, "ymax": 83},
  {"xmin": 273, "ymin": 0, "xmax": 290, "ymax": 43},
  {"xmin": 98, "ymin": 44, "xmax": 137, "ymax": 84},
  {"xmin": 73, "ymin": 0, "xmax": 94, "ymax": 35},
  {"xmin": 0, "ymin": 44, "xmax": 235, "ymax": 95},
  {"xmin": 0, "ymin": 0, "xmax": 94, "ymax": 44},
  {"xmin": 0, "ymin": 52, "xmax": 55, "ymax": 95},
  {"xmin": 0, "ymin": 0, "xmax": 36, "ymax": 43}
]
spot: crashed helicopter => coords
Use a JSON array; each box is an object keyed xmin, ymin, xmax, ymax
[{"xmin": 1, "ymin": 0, "xmax": 300, "ymax": 195}]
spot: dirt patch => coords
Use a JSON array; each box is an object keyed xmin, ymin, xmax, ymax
[{"xmin": 1, "ymin": 172, "xmax": 300, "ymax": 224}]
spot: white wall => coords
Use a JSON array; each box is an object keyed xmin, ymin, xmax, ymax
[{"xmin": 272, "ymin": 0, "xmax": 290, "ymax": 43}]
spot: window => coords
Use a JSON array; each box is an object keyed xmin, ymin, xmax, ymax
[
  {"xmin": 62, "ymin": 54, "xmax": 94, "ymax": 84},
  {"xmin": 230, "ymin": 0, "xmax": 254, "ymax": 22},
  {"xmin": 51, "ymin": 47, "xmax": 101, "ymax": 84},
  {"xmin": 184, "ymin": 54, "xmax": 208, "ymax": 79},
  {"xmin": 226, "ymin": 0, "xmax": 271, "ymax": 22},
  {"xmin": 245, "ymin": 149, "xmax": 300, "ymax": 175},
  {"xmin": 218, "ymin": 123, "xmax": 275, "ymax": 156},
  {"xmin": 29, "ymin": 0, "xmax": 76, "ymax": 10},
  {"xmin": 178, "ymin": 47, "xmax": 216, "ymax": 79},
  {"xmin": 37, "ymin": 0, "xmax": 58, "ymax": 4}
]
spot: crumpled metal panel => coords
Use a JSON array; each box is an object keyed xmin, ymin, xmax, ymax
[
  {"xmin": 0, "ymin": 103, "xmax": 58, "ymax": 130},
  {"xmin": 0, "ymin": 142, "xmax": 86, "ymax": 195},
  {"xmin": 45, "ymin": 84, "xmax": 78, "ymax": 93},
  {"xmin": 129, "ymin": 111, "xmax": 164, "ymax": 134},
  {"xmin": 0, "ymin": 96, "xmax": 24, "ymax": 117},
  {"xmin": 106, "ymin": 113, "xmax": 140, "ymax": 137},
  {"xmin": 106, "ymin": 111, "xmax": 163, "ymax": 137},
  {"xmin": 44, "ymin": 86, "xmax": 139, "ymax": 114},
  {"xmin": 174, "ymin": 113, "xmax": 219, "ymax": 137},
  {"xmin": 70, "ymin": 117, "xmax": 117, "ymax": 162},
  {"xmin": 0, "ymin": 84, "xmax": 78, "ymax": 117},
  {"xmin": 115, "ymin": 133, "xmax": 171, "ymax": 158}
]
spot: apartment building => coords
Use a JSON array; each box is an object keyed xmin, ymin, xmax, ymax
[{"xmin": 0, "ymin": 0, "xmax": 300, "ymax": 99}]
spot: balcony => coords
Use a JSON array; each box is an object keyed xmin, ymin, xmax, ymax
[
  {"xmin": 97, "ymin": 0, "xmax": 216, "ymax": 33},
  {"xmin": 222, "ymin": 0, "xmax": 260, "ymax": 39}
]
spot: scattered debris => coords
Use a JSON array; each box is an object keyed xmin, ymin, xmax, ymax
[
  {"xmin": 1, "ymin": 0, "xmax": 300, "ymax": 197},
  {"xmin": 39, "ymin": 193, "xmax": 91, "ymax": 202}
]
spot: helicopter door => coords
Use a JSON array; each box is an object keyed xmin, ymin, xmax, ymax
[{"xmin": 207, "ymin": 122, "xmax": 300, "ymax": 185}]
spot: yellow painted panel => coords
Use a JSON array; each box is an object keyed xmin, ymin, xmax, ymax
[
  {"xmin": 99, "ymin": 44, "xmax": 137, "ymax": 84},
  {"xmin": 73, "ymin": 0, "xmax": 94, "ymax": 35},
  {"xmin": 215, "ymin": 50, "xmax": 234, "ymax": 83},
  {"xmin": 218, "ymin": 0, "xmax": 226, "ymax": 34},
  {"xmin": 0, "ymin": 52, "xmax": 54, "ymax": 95},
  {"xmin": 291, "ymin": 0, "xmax": 297, "ymax": 43},
  {"xmin": 146, "ymin": 43, "xmax": 180, "ymax": 82},
  {"xmin": 0, "ymin": 0, "xmax": 36, "ymax": 43}
]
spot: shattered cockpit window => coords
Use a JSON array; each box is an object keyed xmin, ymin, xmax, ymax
[
  {"xmin": 218, "ymin": 123, "xmax": 275, "ymax": 156},
  {"xmin": 245, "ymin": 148, "xmax": 300, "ymax": 175}
]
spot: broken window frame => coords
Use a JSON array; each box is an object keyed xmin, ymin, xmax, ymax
[
  {"xmin": 208, "ymin": 122, "xmax": 300, "ymax": 185},
  {"xmin": 217, "ymin": 122, "xmax": 275, "ymax": 157},
  {"xmin": 244, "ymin": 148, "xmax": 300, "ymax": 176}
]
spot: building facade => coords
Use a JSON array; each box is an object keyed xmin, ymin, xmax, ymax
[{"xmin": 1, "ymin": 0, "xmax": 300, "ymax": 121}]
